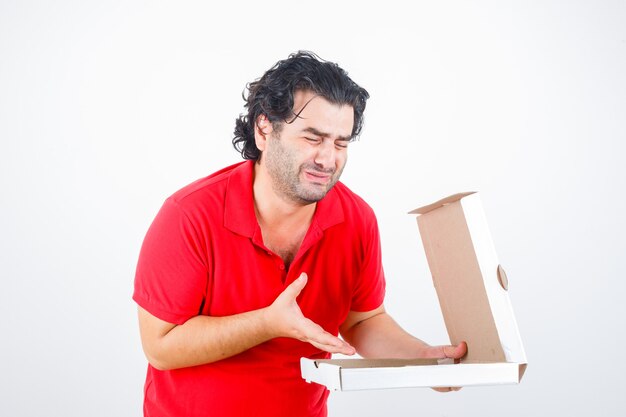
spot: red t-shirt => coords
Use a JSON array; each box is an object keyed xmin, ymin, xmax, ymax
[{"xmin": 133, "ymin": 161, "xmax": 385, "ymax": 417}]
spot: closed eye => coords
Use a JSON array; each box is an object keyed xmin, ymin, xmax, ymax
[{"xmin": 305, "ymin": 137, "xmax": 322, "ymax": 144}]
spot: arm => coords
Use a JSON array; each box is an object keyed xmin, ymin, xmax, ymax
[
  {"xmin": 339, "ymin": 305, "xmax": 467, "ymax": 392},
  {"xmin": 339, "ymin": 305, "xmax": 466, "ymax": 360},
  {"xmin": 138, "ymin": 273, "xmax": 355, "ymax": 371}
]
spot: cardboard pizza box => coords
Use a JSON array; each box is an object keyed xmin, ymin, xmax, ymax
[{"xmin": 300, "ymin": 192, "xmax": 527, "ymax": 391}]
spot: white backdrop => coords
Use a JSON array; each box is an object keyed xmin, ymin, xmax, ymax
[{"xmin": 1, "ymin": 1, "xmax": 625, "ymax": 416}]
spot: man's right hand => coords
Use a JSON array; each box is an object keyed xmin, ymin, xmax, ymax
[
  {"xmin": 264, "ymin": 272, "xmax": 356, "ymax": 355},
  {"xmin": 137, "ymin": 272, "xmax": 354, "ymax": 371}
]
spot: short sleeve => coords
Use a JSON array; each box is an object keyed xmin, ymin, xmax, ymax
[
  {"xmin": 133, "ymin": 197, "xmax": 209, "ymax": 325},
  {"xmin": 350, "ymin": 213, "xmax": 386, "ymax": 312}
]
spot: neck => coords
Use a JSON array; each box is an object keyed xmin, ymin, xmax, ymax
[
  {"xmin": 253, "ymin": 161, "xmax": 316, "ymax": 266},
  {"xmin": 253, "ymin": 161, "xmax": 316, "ymax": 228}
]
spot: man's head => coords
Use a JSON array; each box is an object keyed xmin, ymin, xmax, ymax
[
  {"xmin": 254, "ymin": 90, "xmax": 354, "ymax": 204},
  {"xmin": 232, "ymin": 51, "xmax": 369, "ymax": 161}
]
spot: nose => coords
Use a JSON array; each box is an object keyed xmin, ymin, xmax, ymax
[{"xmin": 313, "ymin": 140, "xmax": 335, "ymax": 169}]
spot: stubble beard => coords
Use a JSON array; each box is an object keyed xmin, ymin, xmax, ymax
[{"xmin": 264, "ymin": 137, "xmax": 344, "ymax": 205}]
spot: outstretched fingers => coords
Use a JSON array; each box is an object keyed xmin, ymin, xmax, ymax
[
  {"xmin": 267, "ymin": 272, "xmax": 355, "ymax": 355},
  {"xmin": 299, "ymin": 318, "xmax": 356, "ymax": 355}
]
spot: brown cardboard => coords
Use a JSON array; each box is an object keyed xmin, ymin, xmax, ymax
[
  {"xmin": 415, "ymin": 195, "xmax": 505, "ymax": 363},
  {"xmin": 300, "ymin": 192, "xmax": 527, "ymax": 391},
  {"xmin": 413, "ymin": 192, "xmax": 526, "ymax": 368},
  {"xmin": 314, "ymin": 358, "xmax": 438, "ymax": 368}
]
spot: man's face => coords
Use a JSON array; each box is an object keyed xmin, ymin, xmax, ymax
[{"xmin": 259, "ymin": 90, "xmax": 354, "ymax": 205}]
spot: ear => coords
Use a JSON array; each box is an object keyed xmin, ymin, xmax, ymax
[{"xmin": 254, "ymin": 114, "xmax": 273, "ymax": 152}]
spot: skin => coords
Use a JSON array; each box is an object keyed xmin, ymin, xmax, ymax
[{"xmin": 137, "ymin": 89, "xmax": 466, "ymax": 392}]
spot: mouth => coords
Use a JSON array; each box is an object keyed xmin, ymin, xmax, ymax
[{"xmin": 303, "ymin": 170, "xmax": 333, "ymax": 184}]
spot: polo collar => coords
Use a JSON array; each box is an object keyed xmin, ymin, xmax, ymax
[
  {"xmin": 223, "ymin": 161, "xmax": 257, "ymax": 237},
  {"xmin": 223, "ymin": 160, "xmax": 345, "ymax": 237}
]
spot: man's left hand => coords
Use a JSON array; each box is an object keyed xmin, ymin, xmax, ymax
[
  {"xmin": 420, "ymin": 341, "xmax": 467, "ymax": 392},
  {"xmin": 419, "ymin": 341, "xmax": 467, "ymax": 361}
]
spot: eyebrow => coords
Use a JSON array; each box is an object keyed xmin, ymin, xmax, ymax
[{"xmin": 302, "ymin": 127, "xmax": 351, "ymax": 142}]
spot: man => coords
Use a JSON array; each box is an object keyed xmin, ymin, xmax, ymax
[{"xmin": 133, "ymin": 51, "xmax": 466, "ymax": 417}]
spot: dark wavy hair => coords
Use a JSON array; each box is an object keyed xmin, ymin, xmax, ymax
[{"xmin": 232, "ymin": 51, "xmax": 370, "ymax": 160}]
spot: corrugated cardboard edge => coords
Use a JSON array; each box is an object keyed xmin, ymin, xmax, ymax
[
  {"xmin": 519, "ymin": 363, "xmax": 528, "ymax": 381},
  {"xmin": 314, "ymin": 358, "xmax": 438, "ymax": 368},
  {"xmin": 409, "ymin": 192, "xmax": 476, "ymax": 215},
  {"xmin": 300, "ymin": 358, "xmax": 342, "ymax": 391}
]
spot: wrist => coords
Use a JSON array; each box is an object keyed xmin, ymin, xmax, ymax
[{"xmin": 258, "ymin": 306, "xmax": 278, "ymax": 340}]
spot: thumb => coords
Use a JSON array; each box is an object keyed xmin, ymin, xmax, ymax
[
  {"xmin": 423, "ymin": 341, "xmax": 467, "ymax": 360},
  {"xmin": 440, "ymin": 342, "xmax": 467, "ymax": 359},
  {"xmin": 283, "ymin": 273, "xmax": 308, "ymax": 299}
]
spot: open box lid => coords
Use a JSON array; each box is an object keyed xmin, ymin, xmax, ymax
[
  {"xmin": 410, "ymin": 192, "xmax": 526, "ymax": 368},
  {"xmin": 301, "ymin": 192, "xmax": 527, "ymax": 391}
]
